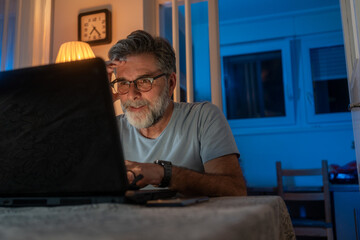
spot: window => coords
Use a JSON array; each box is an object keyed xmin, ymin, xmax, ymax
[
  {"xmin": 221, "ymin": 39, "xmax": 295, "ymax": 128},
  {"xmin": 310, "ymin": 45, "xmax": 349, "ymax": 114},
  {"xmin": 159, "ymin": 3, "xmax": 186, "ymax": 102},
  {"xmin": 0, "ymin": 0, "xmax": 51, "ymax": 70},
  {"xmin": 224, "ymin": 50, "xmax": 285, "ymax": 119},
  {"xmin": 302, "ymin": 33, "xmax": 351, "ymax": 123},
  {"xmin": 159, "ymin": 1, "xmax": 211, "ymax": 103}
]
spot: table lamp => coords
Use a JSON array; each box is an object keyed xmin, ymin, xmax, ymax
[{"xmin": 55, "ymin": 41, "xmax": 95, "ymax": 63}]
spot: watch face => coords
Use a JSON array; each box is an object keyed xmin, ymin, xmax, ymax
[{"xmin": 78, "ymin": 9, "xmax": 111, "ymax": 45}]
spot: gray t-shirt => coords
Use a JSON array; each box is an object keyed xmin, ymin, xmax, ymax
[{"xmin": 117, "ymin": 102, "xmax": 239, "ymax": 173}]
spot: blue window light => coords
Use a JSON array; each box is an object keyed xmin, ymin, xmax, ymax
[
  {"xmin": 221, "ymin": 39, "xmax": 295, "ymax": 129},
  {"xmin": 223, "ymin": 50, "xmax": 285, "ymax": 120},
  {"xmin": 301, "ymin": 32, "xmax": 351, "ymax": 124}
]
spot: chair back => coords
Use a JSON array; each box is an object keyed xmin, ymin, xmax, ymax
[{"xmin": 276, "ymin": 160, "xmax": 333, "ymax": 240}]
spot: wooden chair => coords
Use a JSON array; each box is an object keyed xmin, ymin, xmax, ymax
[{"xmin": 276, "ymin": 160, "xmax": 333, "ymax": 240}]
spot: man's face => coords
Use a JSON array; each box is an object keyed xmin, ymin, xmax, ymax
[{"xmin": 115, "ymin": 54, "xmax": 172, "ymax": 129}]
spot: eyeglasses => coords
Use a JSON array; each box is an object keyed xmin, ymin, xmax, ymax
[{"xmin": 110, "ymin": 73, "xmax": 166, "ymax": 94}]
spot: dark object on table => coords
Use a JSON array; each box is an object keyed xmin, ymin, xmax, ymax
[
  {"xmin": 146, "ymin": 196, "xmax": 209, "ymax": 207},
  {"xmin": 329, "ymin": 161, "xmax": 359, "ymax": 184}
]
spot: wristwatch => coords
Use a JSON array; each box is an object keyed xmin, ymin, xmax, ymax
[{"xmin": 154, "ymin": 160, "xmax": 172, "ymax": 188}]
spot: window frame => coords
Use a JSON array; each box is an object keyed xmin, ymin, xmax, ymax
[
  {"xmin": 301, "ymin": 32, "xmax": 351, "ymax": 124},
  {"xmin": 221, "ymin": 38, "xmax": 295, "ymax": 129}
]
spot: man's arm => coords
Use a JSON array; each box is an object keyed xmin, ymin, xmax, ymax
[
  {"xmin": 171, "ymin": 154, "xmax": 247, "ymax": 196},
  {"xmin": 125, "ymin": 154, "xmax": 247, "ymax": 197}
]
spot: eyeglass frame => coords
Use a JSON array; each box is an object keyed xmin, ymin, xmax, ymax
[{"xmin": 109, "ymin": 73, "xmax": 167, "ymax": 94}]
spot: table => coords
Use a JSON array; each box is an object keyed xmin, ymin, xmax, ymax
[{"xmin": 0, "ymin": 196, "xmax": 295, "ymax": 240}]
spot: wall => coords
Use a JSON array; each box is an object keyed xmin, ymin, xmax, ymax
[
  {"xmin": 220, "ymin": 4, "xmax": 356, "ymax": 187},
  {"xmin": 52, "ymin": 0, "xmax": 155, "ymax": 115}
]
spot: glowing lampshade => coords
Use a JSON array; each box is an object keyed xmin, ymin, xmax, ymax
[{"xmin": 55, "ymin": 41, "xmax": 95, "ymax": 63}]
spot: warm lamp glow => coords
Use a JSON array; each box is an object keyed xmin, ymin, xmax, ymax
[{"xmin": 55, "ymin": 41, "xmax": 95, "ymax": 63}]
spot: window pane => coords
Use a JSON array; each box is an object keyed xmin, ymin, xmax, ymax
[
  {"xmin": 159, "ymin": 2, "xmax": 210, "ymax": 103},
  {"xmin": 310, "ymin": 45, "xmax": 349, "ymax": 114},
  {"xmin": 223, "ymin": 51, "xmax": 285, "ymax": 119},
  {"xmin": 313, "ymin": 79, "xmax": 349, "ymax": 114},
  {"xmin": 159, "ymin": 4, "xmax": 187, "ymax": 102}
]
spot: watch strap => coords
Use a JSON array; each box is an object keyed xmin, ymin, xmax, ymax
[{"xmin": 154, "ymin": 160, "xmax": 172, "ymax": 188}]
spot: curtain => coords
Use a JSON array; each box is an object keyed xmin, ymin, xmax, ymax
[{"xmin": 0, "ymin": 0, "xmax": 51, "ymax": 71}]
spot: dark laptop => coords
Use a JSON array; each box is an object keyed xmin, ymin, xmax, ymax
[{"xmin": 0, "ymin": 58, "xmax": 176, "ymax": 206}]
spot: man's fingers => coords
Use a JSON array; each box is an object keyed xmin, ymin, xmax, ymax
[{"xmin": 126, "ymin": 170, "xmax": 136, "ymax": 183}]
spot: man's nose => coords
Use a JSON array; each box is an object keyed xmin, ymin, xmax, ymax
[{"xmin": 127, "ymin": 82, "xmax": 141, "ymax": 98}]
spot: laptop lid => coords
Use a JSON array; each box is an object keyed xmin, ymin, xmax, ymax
[{"xmin": 0, "ymin": 58, "xmax": 128, "ymax": 199}]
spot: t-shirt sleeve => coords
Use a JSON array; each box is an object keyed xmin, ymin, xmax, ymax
[{"xmin": 198, "ymin": 102, "xmax": 240, "ymax": 163}]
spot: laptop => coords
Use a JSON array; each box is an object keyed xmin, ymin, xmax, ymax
[{"xmin": 0, "ymin": 58, "xmax": 177, "ymax": 206}]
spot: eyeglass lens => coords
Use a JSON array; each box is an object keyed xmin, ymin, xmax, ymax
[{"xmin": 112, "ymin": 78, "xmax": 153, "ymax": 94}]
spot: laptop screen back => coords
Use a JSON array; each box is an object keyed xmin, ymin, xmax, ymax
[{"xmin": 0, "ymin": 58, "xmax": 128, "ymax": 197}]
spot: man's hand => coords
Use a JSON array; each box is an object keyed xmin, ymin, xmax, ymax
[{"xmin": 125, "ymin": 160, "xmax": 164, "ymax": 188}]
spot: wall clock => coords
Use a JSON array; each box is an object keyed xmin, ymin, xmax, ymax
[{"xmin": 78, "ymin": 9, "xmax": 112, "ymax": 46}]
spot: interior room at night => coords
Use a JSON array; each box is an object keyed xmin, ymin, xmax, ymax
[{"xmin": 1, "ymin": 0, "xmax": 360, "ymax": 239}]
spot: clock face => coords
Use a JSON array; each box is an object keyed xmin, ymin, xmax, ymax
[{"xmin": 78, "ymin": 9, "xmax": 111, "ymax": 45}]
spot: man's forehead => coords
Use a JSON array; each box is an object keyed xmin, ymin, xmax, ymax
[
  {"xmin": 114, "ymin": 62, "xmax": 157, "ymax": 73},
  {"xmin": 113, "ymin": 54, "xmax": 158, "ymax": 76},
  {"xmin": 115, "ymin": 53, "xmax": 156, "ymax": 63}
]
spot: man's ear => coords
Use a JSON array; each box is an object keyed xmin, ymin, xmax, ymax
[{"xmin": 168, "ymin": 72, "xmax": 177, "ymax": 97}]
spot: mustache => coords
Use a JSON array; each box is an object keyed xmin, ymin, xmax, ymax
[{"xmin": 122, "ymin": 99, "xmax": 149, "ymax": 109}]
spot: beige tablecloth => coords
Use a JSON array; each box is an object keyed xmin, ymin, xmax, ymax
[{"xmin": 0, "ymin": 196, "xmax": 295, "ymax": 240}]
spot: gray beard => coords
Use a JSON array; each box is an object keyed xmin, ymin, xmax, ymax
[{"xmin": 121, "ymin": 84, "xmax": 170, "ymax": 129}]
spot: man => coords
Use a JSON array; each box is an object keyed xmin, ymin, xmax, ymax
[{"xmin": 107, "ymin": 30, "xmax": 246, "ymax": 196}]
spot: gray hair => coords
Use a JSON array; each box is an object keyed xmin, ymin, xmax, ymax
[{"xmin": 108, "ymin": 30, "xmax": 176, "ymax": 74}]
